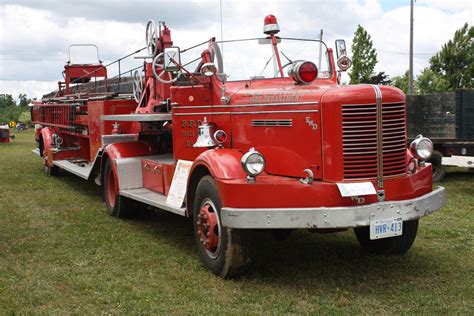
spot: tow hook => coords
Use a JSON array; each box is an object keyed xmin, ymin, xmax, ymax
[{"xmin": 299, "ymin": 168, "xmax": 314, "ymax": 184}]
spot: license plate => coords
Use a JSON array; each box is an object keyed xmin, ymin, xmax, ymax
[{"xmin": 370, "ymin": 218, "xmax": 403, "ymax": 240}]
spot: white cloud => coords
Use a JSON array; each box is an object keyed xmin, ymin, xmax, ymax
[
  {"xmin": 0, "ymin": 0, "xmax": 472, "ymax": 99},
  {"xmin": 0, "ymin": 80, "xmax": 57, "ymax": 99},
  {"xmin": 417, "ymin": 0, "xmax": 473, "ymax": 12}
]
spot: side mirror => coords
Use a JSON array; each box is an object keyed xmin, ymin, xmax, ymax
[
  {"xmin": 163, "ymin": 47, "xmax": 181, "ymax": 72},
  {"xmin": 335, "ymin": 39, "xmax": 347, "ymax": 59}
]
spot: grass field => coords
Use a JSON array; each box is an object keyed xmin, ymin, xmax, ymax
[{"xmin": 0, "ymin": 131, "xmax": 473, "ymax": 314}]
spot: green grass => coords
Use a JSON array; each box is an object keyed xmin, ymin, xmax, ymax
[{"xmin": 0, "ymin": 131, "xmax": 473, "ymax": 314}]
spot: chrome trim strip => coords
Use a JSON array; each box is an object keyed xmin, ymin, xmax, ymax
[
  {"xmin": 221, "ymin": 187, "xmax": 445, "ymax": 229},
  {"xmin": 251, "ymin": 119, "xmax": 293, "ymax": 127},
  {"xmin": 371, "ymin": 84, "xmax": 384, "ymax": 188},
  {"xmin": 173, "ymin": 109, "xmax": 319, "ymax": 116},
  {"xmin": 173, "ymin": 101, "xmax": 318, "ymax": 109},
  {"xmin": 341, "ymin": 101, "xmax": 403, "ymax": 107}
]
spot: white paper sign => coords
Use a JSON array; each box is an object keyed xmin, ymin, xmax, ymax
[
  {"xmin": 166, "ymin": 160, "xmax": 193, "ymax": 208},
  {"xmin": 336, "ymin": 182, "xmax": 376, "ymax": 197}
]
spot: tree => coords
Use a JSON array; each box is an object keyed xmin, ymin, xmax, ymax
[
  {"xmin": 18, "ymin": 94, "xmax": 30, "ymax": 108},
  {"xmin": 0, "ymin": 94, "xmax": 31, "ymax": 123},
  {"xmin": 416, "ymin": 68, "xmax": 450, "ymax": 94},
  {"xmin": 366, "ymin": 71, "xmax": 391, "ymax": 85},
  {"xmin": 391, "ymin": 71, "xmax": 409, "ymax": 94},
  {"xmin": 18, "ymin": 111, "xmax": 32, "ymax": 125},
  {"xmin": 429, "ymin": 23, "xmax": 474, "ymax": 90},
  {"xmin": 349, "ymin": 25, "xmax": 378, "ymax": 84},
  {"xmin": 0, "ymin": 94, "xmax": 15, "ymax": 109}
]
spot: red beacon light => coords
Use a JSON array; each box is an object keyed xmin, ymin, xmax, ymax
[
  {"xmin": 263, "ymin": 14, "xmax": 280, "ymax": 36},
  {"xmin": 288, "ymin": 61, "xmax": 318, "ymax": 84}
]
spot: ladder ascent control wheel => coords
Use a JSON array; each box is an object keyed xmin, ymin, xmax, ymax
[
  {"xmin": 132, "ymin": 70, "xmax": 144, "ymax": 103},
  {"xmin": 145, "ymin": 19, "xmax": 158, "ymax": 56},
  {"xmin": 152, "ymin": 53, "xmax": 179, "ymax": 84}
]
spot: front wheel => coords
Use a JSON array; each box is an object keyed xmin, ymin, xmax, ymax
[
  {"xmin": 103, "ymin": 159, "xmax": 135, "ymax": 218},
  {"xmin": 193, "ymin": 175, "xmax": 253, "ymax": 278},
  {"xmin": 354, "ymin": 219, "xmax": 419, "ymax": 254}
]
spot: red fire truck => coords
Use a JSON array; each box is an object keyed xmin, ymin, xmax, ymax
[
  {"xmin": 0, "ymin": 125, "xmax": 11, "ymax": 143},
  {"xmin": 32, "ymin": 16, "xmax": 445, "ymax": 278}
]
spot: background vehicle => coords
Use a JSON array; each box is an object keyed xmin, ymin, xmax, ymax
[
  {"xmin": 31, "ymin": 15, "xmax": 445, "ymax": 278},
  {"xmin": 407, "ymin": 89, "xmax": 474, "ymax": 181},
  {"xmin": 0, "ymin": 125, "xmax": 11, "ymax": 143},
  {"xmin": 16, "ymin": 122, "xmax": 28, "ymax": 131}
]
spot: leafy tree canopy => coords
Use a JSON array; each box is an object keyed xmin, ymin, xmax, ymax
[
  {"xmin": 349, "ymin": 25, "xmax": 378, "ymax": 84},
  {"xmin": 0, "ymin": 94, "xmax": 31, "ymax": 124},
  {"xmin": 416, "ymin": 68, "xmax": 450, "ymax": 94},
  {"xmin": 429, "ymin": 23, "xmax": 473, "ymax": 90},
  {"xmin": 391, "ymin": 71, "xmax": 409, "ymax": 94}
]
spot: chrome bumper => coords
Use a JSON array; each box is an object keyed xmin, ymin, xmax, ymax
[{"xmin": 221, "ymin": 187, "xmax": 445, "ymax": 229}]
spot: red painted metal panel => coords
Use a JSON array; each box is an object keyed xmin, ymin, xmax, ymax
[
  {"xmin": 142, "ymin": 159, "xmax": 164, "ymax": 194},
  {"xmin": 216, "ymin": 165, "xmax": 432, "ymax": 209}
]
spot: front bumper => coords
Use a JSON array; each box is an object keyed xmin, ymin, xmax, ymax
[{"xmin": 221, "ymin": 186, "xmax": 445, "ymax": 229}]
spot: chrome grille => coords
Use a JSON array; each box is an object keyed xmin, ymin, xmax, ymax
[{"xmin": 342, "ymin": 102, "xmax": 406, "ymax": 179}]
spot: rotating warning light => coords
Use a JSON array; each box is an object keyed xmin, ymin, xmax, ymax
[{"xmin": 263, "ymin": 14, "xmax": 280, "ymax": 35}]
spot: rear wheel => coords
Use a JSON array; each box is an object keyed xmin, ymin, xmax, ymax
[
  {"xmin": 193, "ymin": 175, "xmax": 253, "ymax": 278},
  {"xmin": 428, "ymin": 150, "xmax": 446, "ymax": 182},
  {"xmin": 103, "ymin": 159, "xmax": 134, "ymax": 218},
  {"xmin": 354, "ymin": 219, "xmax": 419, "ymax": 254},
  {"xmin": 44, "ymin": 163, "xmax": 59, "ymax": 176}
]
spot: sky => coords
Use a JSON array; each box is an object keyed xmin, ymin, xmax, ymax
[{"xmin": 0, "ymin": 0, "xmax": 472, "ymax": 99}]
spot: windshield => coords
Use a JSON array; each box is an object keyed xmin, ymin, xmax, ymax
[{"xmin": 209, "ymin": 38, "xmax": 331, "ymax": 81}]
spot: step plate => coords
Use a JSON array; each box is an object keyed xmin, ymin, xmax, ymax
[
  {"xmin": 120, "ymin": 188, "xmax": 186, "ymax": 216},
  {"xmin": 53, "ymin": 160, "xmax": 94, "ymax": 179}
]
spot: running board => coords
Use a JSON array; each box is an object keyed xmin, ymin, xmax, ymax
[
  {"xmin": 120, "ymin": 188, "xmax": 186, "ymax": 216},
  {"xmin": 32, "ymin": 148, "xmax": 41, "ymax": 156},
  {"xmin": 53, "ymin": 160, "xmax": 94, "ymax": 179}
]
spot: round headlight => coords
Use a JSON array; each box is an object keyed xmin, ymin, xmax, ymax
[
  {"xmin": 241, "ymin": 148, "xmax": 265, "ymax": 177},
  {"xmin": 410, "ymin": 135, "xmax": 433, "ymax": 160}
]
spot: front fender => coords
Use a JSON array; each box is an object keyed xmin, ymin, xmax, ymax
[
  {"xmin": 40, "ymin": 127, "xmax": 54, "ymax": 151},
  {"xmin": 103, "ymin": 141, "xmax": 157, "ymax": 160},
  {"xmin": 192, "ymin": 148, "xmax": 246, "ymax": 180}
]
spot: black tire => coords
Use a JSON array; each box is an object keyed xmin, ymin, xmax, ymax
[
  {"xmin": 44, "ymin": 163, "xmax": 59, "ymax": 176},
  {"xmin": 272, "ymin": 229, "xmax": 293, "ymax": 242},
  {"xmin": 103, "ymin": 159, "xmax": 135, "ymax": 218},
  {"xmin": 193, "ymin": 175, "xmax": 253, "ymax": 278},
  {"xmin": 354, "ymin": 219, "xmax": 419, "ymax": 254},
  {"xmin": 428, "ymin": 150, "xmax": 446, "ymax": 182}
]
